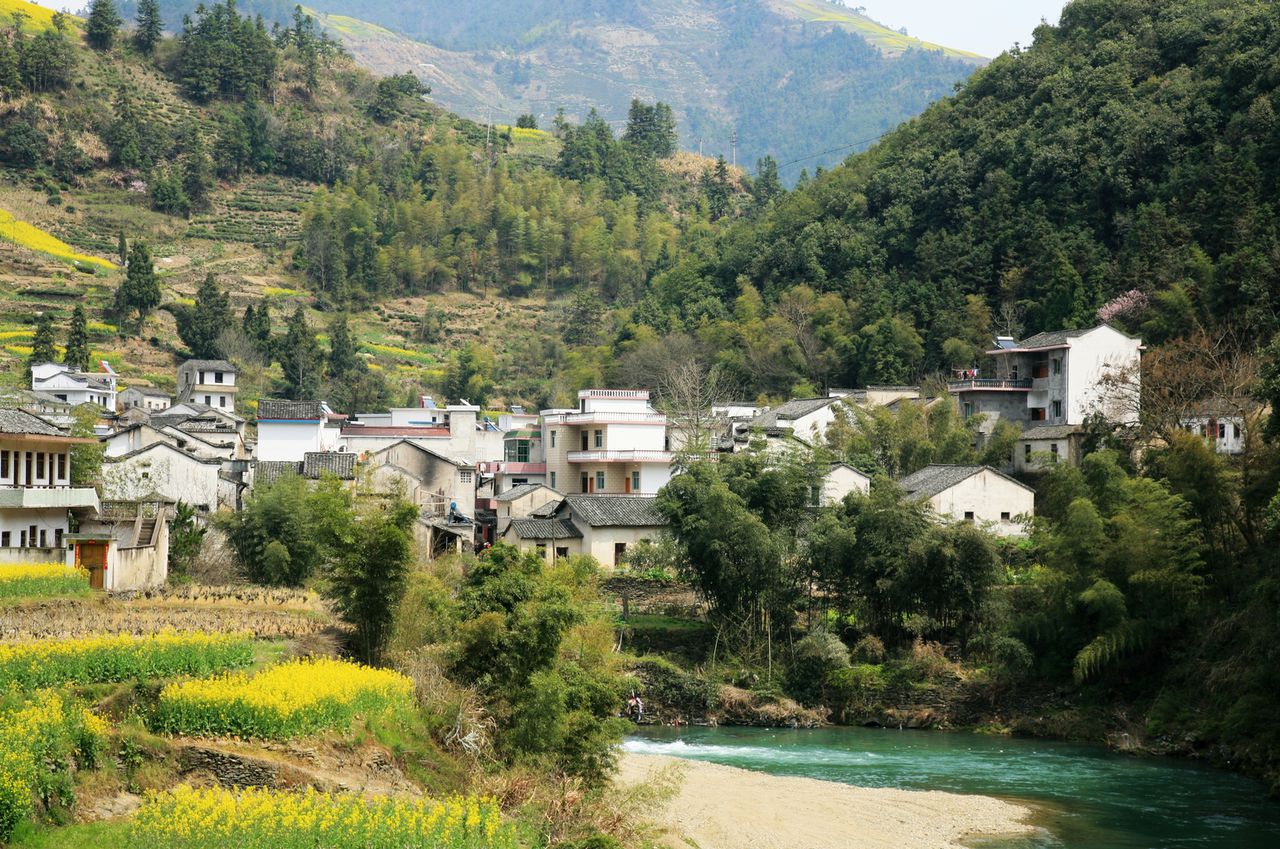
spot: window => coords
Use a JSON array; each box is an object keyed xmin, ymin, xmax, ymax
[
  {"xmin": 24, "ymin": 452, "xmax": 32, "ymax": 485},
  {"xmin": 550, "ymin": 430, "xmax": 557, "ymax": 448},
  {"xmin": 1050, "ymin": 443, "xmax": 1060, "ymax": 463},
  {"xmin": 1052, "ymin": 358, "xmax": 1062, "ymax": 376},
  {"xmin": 214, "ymin": 372, "xmax": 224, "ymax": 383},
  {"xmin": 581, "ymin": 432, "xmax": 589, "ymax": 451},
  {"xmin": 1000, "ymin": 511, "xmax": 1011, "ymax": 521},
  {"xmin": 57, "ymin": 453, "xmax": 65, "ymax": 481},
  {"xmin": 963, "ymin": 402, "xmax": 974, "ymax": 418},
  {"xmin": 36, "ymin": 453, "xmax": 45, "ymax": 482},
  {"xmin": 38, "ymin": 530, "xmax": 47, "ymax": 548},
  {"xmin": 460, "ymin": 470, "xmax": 473, "ymax": 484},
  {"xmin": 204, "ymin": 395, "xmax": 212, "ymax": 405},
  {"xmin": 1234, "ymin": 423, "xmax": 1242, "ymax": 439},
  {"xmin": 220, "ymin": 396, "xmax": 227, "ymax": 408},
  {"xmin": 593, "ymin": 430, "xmax": 603, "ymax": 448},
  {"xmin": 1024, "ymin": 444, "xmax": 1032, "ymax": 461},
  {"xmin": 555, "ymin": 546, "xmax": 569, "ymax": 560},
  {"xmin": 536, "ymin": 544, "xmax": 547, "ymax": 558},
  {"xmin": 0, "ymin": 532, "xmax": 9, "ymax": 547},
  {"xmin": 1032, "ymin": 361, "xmax": 1049, "ymax": 379},
  {"xmin": 1218, "ymin": 423, "xmax": 1227, "ymax": 439},
  {"xmin": 631, "ymin": 471, "xmax": 641, "ymax": 492},
  {"xmin": 1, "ymin": 450, "xmax": 8, "ymax": 479},
  {"xmin": 1052, "ymin": 400, "xmax": 1063, "ymax": 419},
  {"xmin": 963, "ymin": 511, "xmax": 975, "ymax": 521},
  {"xmin": 614, "ymin": 542, "xmax": 627, "ymax": 566},
  {"xmin": 1031, "ymin": 407, "xmax": 1046, "ymax": 421},
  {"xmin": 581, "ymin": 473, "xmax": 590, "ymax": 493},
  {"xmin": 54, "ymin": 529, "xmax": 63, "ymax": 548},
  {"xmin": 1010, "ymin": 365, "xmax": 1019, "ymax": 380},
  {"xmin": 549, "ymin": 472, "xmax": 557, "ymax": 490},
  {"xmin": 595, "ymin": 471, "xmax": 606, "ymax": 491},
  {"xmin": 19, "ymin": 531, "xmax": 26, "ymax": 548},
  {"xmin": 199, "ymin": 371, "xmax": 206, "ymax": 384}
]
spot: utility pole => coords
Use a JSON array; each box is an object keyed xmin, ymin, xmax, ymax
[{"xmin": 730, "ymin": 130, "xmax": 738, "ymax": 169}]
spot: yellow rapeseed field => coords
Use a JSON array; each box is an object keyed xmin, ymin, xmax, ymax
[
  {"xmin": 0, "ymin": 630, "xmax": 255, "ymax": 689},
  {"xmin": 0, "ymin": 562, "xmax": 90, "ymax": 600},
  {"xmin": 130, "ymin": 785, "xmax": 516, "ymax": 849},
  {"xmin": 0, "ymin": 691, "xmax": 106, "ymax": 841},
  {"xmin": 0, "ymin": 209, "xmax": 116, "ymax": 271},
  {"xmin": 154, "ymin": 657, "xmax": 413, "ymax": 739}
]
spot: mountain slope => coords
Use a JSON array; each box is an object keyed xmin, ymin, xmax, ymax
[{"xmin": 127, "ymin": 0, "xmax": 984, "ymax": 177}]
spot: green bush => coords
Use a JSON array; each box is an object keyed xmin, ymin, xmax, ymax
[{"xmin": 785, "ymin": 629, "xmax": 851, "ymax": 707}]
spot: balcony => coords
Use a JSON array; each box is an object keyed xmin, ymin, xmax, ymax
[
  {"xmin": 567, "ymin": 450, "xmax": 673, "ymax": 464},
  {"xmin": 578, "ymin": 389, "xmax": 649, "ymax": 400},
  {"xmin": 558, "ymin": 411, "xmax": 668, "ymax": 425},
  {"xmin": 948, "ymin": 378, "xmax": 1033, "ymax": 393},
  {"xmin": 0, "ymin": 486, "xmax": 100, "ymax": 510}
]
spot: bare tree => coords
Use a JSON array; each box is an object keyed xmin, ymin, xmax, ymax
[{"xmin": 655, "ymin": 358, "xmax": 739, "ymax": 462}]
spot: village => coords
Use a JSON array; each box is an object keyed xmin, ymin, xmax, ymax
[{"xmin": 0, "ymin": 321, "xmax": 1245, "ymax": 587}]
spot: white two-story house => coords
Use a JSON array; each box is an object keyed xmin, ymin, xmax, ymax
[
  {"xmin": 541, "ymin": 390, "xmax": 673, "ymax": 496},
  {"xmin": 30, "ymin": 362, "xmax": 118, "ymax": 410},
  {"xmin": 949, "ymin": 324, "xmax": 1142, "ymax": 470},
  {"xmin": 177, "ymin": 360, "xmax": 239, "ymax": 415}
]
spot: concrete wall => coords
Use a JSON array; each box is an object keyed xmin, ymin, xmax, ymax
[
  {"xmin": 111, "ymin": 518, "xmax": 169, "ymax": 591},
  {"xmin": 101, "ymin": 446, "xmax": 220, "ymax": 513},
  {"xmin": 926, "ymin": 470, "xmax": 1034, "ymax": 537},
  {"xmin": 1014, "ymin": 436, "xmax": 1083, "ymax": 472},
  {"xmin": 822, "ymin": 465, "xmax": 870, "ymax": 505},
  {"xmin": 367, "ymin": 442, "xmax": 476, "ymax": 519},
  {"xmin": 789, "ymin": 404, "xmax": 840, "ymax": 442},
  {"xmin": 1066, "ymin": 326, "xmax": 1141, "ymax": 425},
  {"xmin": 582, "ymin": 526, "xmax": 664, "ymax": 569},
  {"xmin": 257, "ymin": 422, "xmax": 325, "ymax": 461},
  {"xmin": 0, "ymin": 544, "xmax": 65, "ymax": 565}
]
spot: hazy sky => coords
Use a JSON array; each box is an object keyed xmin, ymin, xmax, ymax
[{"xmin": 860, "ymin": 1, "xmax": 1070, "ymax": 58}]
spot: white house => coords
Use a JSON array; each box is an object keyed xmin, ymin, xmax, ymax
[
  {"xmin": 363, "ymin": 440, "xmax": 477, "ymax": 521},
  {"xmin": 541, "ymin": 390, "xmax": 673, "ymax": 496},
  {"xmin": 821, "ymin": 463, "xmax": 871, "ymax": 506},
  {"xmin": 177, "ymin": 360, "xmax": 239, "ymax": 414},
  {"xmin": 753, "ymin": 397, "xmax": 845, "ymax": 443},
  {"xmin": 30, "ymin": 361, "xmax": 118, "ymax": 410},
  {"xmin": 255, "ymin": 400, "xmax": 343, "ymax": 461},
  {"xmin": 119, "ymin": 386, "xmax": 171, "ymax": 413},
  {"xmin": 100, "ymin": 442, "xmax": 222, "ymax": 514},
  {"xmin": 1013, "ymin": 424, "xmax": 1086, "ymax": 472},
  {"xmin": 501, "ymin": 494, "xmax": 668, "ymax": 568},
  {"xmin": 949, "ymin": 324, "xmax": 1142, "ymax": 466},
  {"xmin": 1179, "ymin": 399, "xmax": 1259, "ymax": 456},
  {"xmin": 342, "ymin": 398, "xmax": 503, "ymax": 465},
  {"xmin": 898, "ymin": 464, "xmax": 1035, "ymax": 537},
  {"xmin": 0, "ymin": 408, "xmax": 100, "ymax": 563}
]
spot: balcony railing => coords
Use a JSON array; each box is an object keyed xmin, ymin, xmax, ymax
[
  {"xmin": 578, "ymin": 389, "xmax": 649, "ymax": 400},
  {"xmin": 559, "ymin": 411, "xmax": 667, "ymax": 425},
  {"xmin": 566, "ymin": 450, "xmax": 673, "ymax": 464},
  {"xmin": 948, "ymin": 378, "xmax": 1033, "ymax": 392}
]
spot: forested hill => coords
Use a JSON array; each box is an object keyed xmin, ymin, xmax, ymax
[
  {"xmin": 122, "ymin": 0, "xmax": 983, "ymax": 177},
  {"xmin": 692, "ymin": 0, "xmax": 1280, "ymax": 383}
]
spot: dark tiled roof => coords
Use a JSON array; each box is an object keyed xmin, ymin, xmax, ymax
[
  {"xmin": 899, "ymin": 464, "xmax": 1034, "ymax": 498},
  {"xmin": 1019, "ymin": 424, "xmax": 1084, "ymax": 439},
  {"xmin": 562, "ymin": 495, "xmax": 665, "ymax": 527},
  {"xmin": 495, "ymin": 483, "xmax": 557, "ymax": 502},
  {"xmin": 529, "ymin": 500, "xmax": 561, "ymax": 518},
  {"xmin": 303, "ymin": 452, "xmax": 357, "ymax": 480},
  {"xmin": 258, "ymin": 400, "xmax": 326, "ymax": 421},
  {"xmin": 1013, "ymin": 328, "xmax": 1091, "ymax": 350},
  {"xmin": 124, "ymin": 386, "xmax": 170, "ymax": 397},
  {"xmin": 180, "ymin": 359, "xmax": 237, "ymax": 372},
  {"xmin": 756, "ymin": 397, "xmax": 838, "ymax": 428},
  {"xmin": 0, "ymin": 408, "xmax": 65, "ymax": 437},
  {"xmin": 508, "ymin": 518, "xmax": 582, "ymax": 540},
  {"xmin": 255, "ymin": 460, "xmax": 303, "ymax": 485}
]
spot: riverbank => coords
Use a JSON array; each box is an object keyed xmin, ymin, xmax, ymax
[{"xmin": 616, "ymin": 752, "xmax": 1034, "ymax": 849}]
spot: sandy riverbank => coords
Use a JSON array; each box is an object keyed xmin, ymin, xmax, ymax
[{"xmin": 617, "ymin": 753, "xmax": 1035, "ymax": 849}]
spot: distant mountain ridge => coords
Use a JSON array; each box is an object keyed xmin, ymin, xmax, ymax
[{"xmin": 128, "ymin": 0, "xmax": 984, "ymax": 177}]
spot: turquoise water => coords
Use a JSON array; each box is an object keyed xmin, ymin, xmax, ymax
[{"xmin": 625, "ymin": 726, "xmax": 1280, "ymax": 848}]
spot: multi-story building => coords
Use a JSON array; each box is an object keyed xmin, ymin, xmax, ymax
[
  {"xmin": 949, "ymin": 324, "xmax": 1142, "ymax": 469},
  {"xmin": 0, "ymin": 409, "xmax": 99, "ymax": 563},
  {"xmin": 119, "ymin": 386, "xmax": 171, "ymax": 413},
  {"xmin": 541, "ymin": 390, "xmax": 673, "ymax": 496},
  {"xmin": 177, "ymin": 360, "xmax": 239, "ymax": 414},
  {"xmin": 30, "ymin": 361, "xmax": 118, "ymax": 410}
]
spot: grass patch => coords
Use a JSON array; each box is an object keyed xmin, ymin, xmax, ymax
[{"xmin": 6, "ymin": 821, "xmax": 129, "ymax": 849}]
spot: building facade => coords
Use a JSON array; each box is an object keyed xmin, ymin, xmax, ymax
[
  {"xmin": 898, "ymin": 464, "xmax": 1035, "ymax": 537},
  {"xmin": 542, "ymin": 390, "xmax": 673, "ymax": 496},
  {"xmin": 30, "ymin": 362, "xmax": 118, "ymax": 410},
  {"xmin": 177, "ymin": 360, "xmax": 239, "ymax": 414}
]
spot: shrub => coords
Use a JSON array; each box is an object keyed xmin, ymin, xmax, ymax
[
  {"xmin": 851, "ymin": 634, "xmax": 886, "ymax": 664},
  {"xmin": 129, "ymin": 786, "xmax": 516, "ymax": 849},
  {"xmin": 785, "ymin": 629, "xmax": 850, "ymax": 707},
  {"xmin": 153, "ymin": 657, "xmax": 413, "ymax": 739},
  {"xmin": 0, "ymin": 632, "xmax": 254, "ymax": 690},
  {"xmin": 0, "ymin": 564, "xmax": 91, "ymax": 600}
]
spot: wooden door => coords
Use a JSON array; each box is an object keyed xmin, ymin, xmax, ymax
[{"xmin": 78, "ymin": 543, "xmax": 107, "ymax": 590}]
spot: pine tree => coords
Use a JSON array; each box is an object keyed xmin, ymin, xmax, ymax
[
  {"xmin": 751, "ymin": 156, "xmax": 783, "ymax": 209},
  {"xmin": 116, "ymin": 242, "xmax": 161, "ymax": 323},
  {"xmin": 134, "ymin": 0, "xmax": 163, "ymax": 55},
  {"xmin": 244, "ymin": 299, "xmax": 272, "ymax": 357},
  {"xmin": 327, "ymin": 313, "xmax": 359, "ymax": 377},
  {"xmin": 63, "ymin": 305, "xmax": 90, "ymax": 372},
  {"xmin": 85, "ymin": 0, "xmax": 122, "ymax": 51},
  {"xmin": 281, "ymin": 306, "xmax": 322, "ymax": 400},
  {"xmin": 703, "ymin": 155, "xmax": 732, "ymax": 221},
  {"xmin": 28, "ymin": 312, "xmax": 57, "ymax": 377},
  {"xmin": 179, "ymin": 274, "xmax": 231, "ymax": 359},
  {"xmin": 116, "ymin": 230, "xmax": 127, "ymax": 265}
]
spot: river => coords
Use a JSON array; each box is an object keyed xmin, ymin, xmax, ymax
[{"xmin": 624, "ymin": 726, "xmax": 1280, "ymax": 848}]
